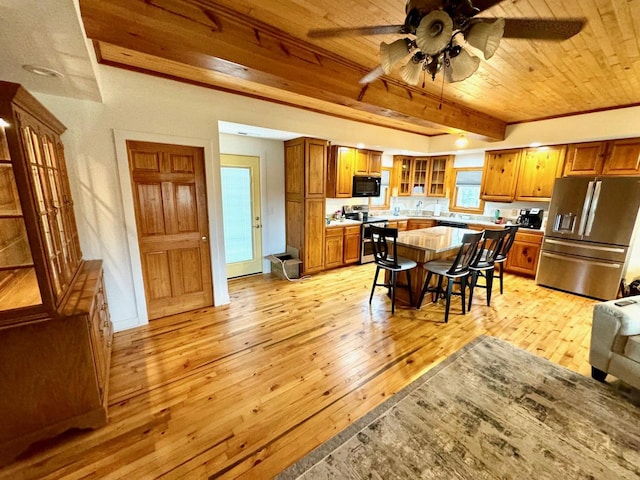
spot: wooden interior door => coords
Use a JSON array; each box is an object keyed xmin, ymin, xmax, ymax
[{"xmin": 126, "ymin": 141, "xmax": 213, "ymax": 320}]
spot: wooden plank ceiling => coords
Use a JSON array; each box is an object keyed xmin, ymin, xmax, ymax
[{"xmin": 79, "ymin": 0, "xmax": 640, "ymax": 140}]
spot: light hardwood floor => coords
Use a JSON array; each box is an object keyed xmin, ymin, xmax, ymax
[{"xmin": 1, "ymin": 264, "xmax": 597, "ymax": 479}]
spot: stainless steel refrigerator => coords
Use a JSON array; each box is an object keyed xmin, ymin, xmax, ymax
[{"xmin": 536, "ymin": 176, "xmax": 640, "ymax": 300}]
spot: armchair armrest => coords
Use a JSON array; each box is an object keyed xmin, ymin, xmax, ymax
[{"xmin": 589, "ymin": 297, "xmax": 640, "ymax": 371}]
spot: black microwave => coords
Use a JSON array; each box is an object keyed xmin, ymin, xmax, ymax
[{"xmin": 352, "ymin": 175, "xmax": 381, "ymax": 197}]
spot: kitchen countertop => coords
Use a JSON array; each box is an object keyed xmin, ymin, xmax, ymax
[
  {"xmin": 396, "ymin": 226, "xmax": 477, "ymax": 253},
  {"xmin": 326, "ymin": 214, "xmax": 544, "ymax": 233}
]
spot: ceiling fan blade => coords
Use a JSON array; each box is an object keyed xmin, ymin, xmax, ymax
[
  {"xmin": 308, "ymin": 24, "xmax": 405, "ymax": 38},
  {"xmin": 502, "ymin": 18, "xmax": 586, "ymax": 40},
  {"xmin": 359, "ymin": 65, "xmax": 384, "ymax": 84}
]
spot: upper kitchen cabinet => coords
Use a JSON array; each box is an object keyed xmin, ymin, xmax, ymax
[
  {"xmin": 354, "ymin": 149, "xmax": 382, "ymax": 176},
  {"xmin": 393, "ymin": 155, "xmax": 451, "ymax": 197},
  {"xmin": 285, "ymin": 137, "xmax": 326, "ymax": 199},
  {"xmin": 480, "ymin": 149, "xmax": 521, "ymax": 202},
  {"xmin": 563, "ymin": 142, "xmax": 606, "ymax": 176},
  {"xmin": 564, "ymin": 138, "xmax": 640, "ymax": 176},
  {"xmin": 285, "ymin": 137, "xmax": 328, "ymax": 275},
  {"xmin": 326, "ymin": 145, "xmax": 354, "ymax": 198},
  {"xmin": 515, "ymin": 146, "xmax": 566, "ymax": 202},
  {"xmin": 393, "ymin": 156, "xmax": 413, "ymax": 196},
  {"xmin": 603, "ymin": 138, "xmax": 640, "ymax": 175},
  {"xmin": 427, "ymin": 155, "xmax": 453, "ymax": 197}
]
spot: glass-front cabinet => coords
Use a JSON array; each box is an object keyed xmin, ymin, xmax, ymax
[
  {"xmin": 0, "ymin": 82, "xmax": 113, "ymax": 466},
  {"xmin": 0, "ymin": 126, "xmax": 41, "ymax": 310},
  {"xmin": 0, "ymin": 84, "xmax": 81, "ymax": 319}
]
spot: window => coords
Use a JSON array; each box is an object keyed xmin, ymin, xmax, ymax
[
  {"xmin": 369, "ymin": 167, "xmax": 392, "ymax": 210},
  {"xmin": 449, "ymin": 168, "xmax": 485, "ymax": 214}
]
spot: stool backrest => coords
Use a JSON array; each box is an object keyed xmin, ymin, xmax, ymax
[
  {"xmin": 472, "ymin": 229, "xmax": 508, "ymax": 268},
  {"xmin": 369, "ymin": 225, "xmax": 399, "ymax": 269},
  {"xmin": 495, "ymin": 225, "xmax": 519, "ymax": 261},
  {"xmin": 447, "ymin": 232, "xmax": 483, "ymax": 275}
]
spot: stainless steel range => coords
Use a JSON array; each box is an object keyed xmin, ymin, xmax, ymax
[{"xmin": 343, "ymin": 205, "xmax": 387, "ymax": 264}]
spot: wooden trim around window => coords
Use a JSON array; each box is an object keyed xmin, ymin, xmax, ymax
[{"xmin": 448, "ymin": 167, "xmax": 485, "ymax": 214}]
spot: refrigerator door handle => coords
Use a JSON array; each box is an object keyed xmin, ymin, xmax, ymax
[
  {"xmin": 584, "ymin": 180, "xmax": 602, "ymax": 237},
  {"xmin": 540, "ymin": 252, "xmax": 621, "ymax": 269},
  {"xmin": 578, "ymin": 181, "xmax": 595, "ymax": 236}
]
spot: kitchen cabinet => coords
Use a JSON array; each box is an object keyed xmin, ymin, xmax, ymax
[
  {"xmin": 0, "ymin": 82, "xmax": 112, "ymax": 465},
  {"xmin": 354, "ymin": 149, "xmax": 382, "ymax": 176},
  {"xmin": 324, "ymin": 227, "xmax": 344, "ymax": 269},
  {"xmin": 393, "ymin": 156, "xmax": 413, "ymax": 196},
  {"xmin": 504, "ymin": 230, "xmax": 543, "ymax": 277},
  {"xmin": 564, "ymin": 138, "xmax": 640, "ymax": 176},
  {"xmin": 428, "ymin": 155, "xmax": 453, "ymax": 197},
  {"xmin": 515, "ymin": 146, "xmax": 566, "ymax": 202},
  {"xmin": 387, "ymin": 219, "xmax": 408, "ymax": 231},
  {"xmin": 480, "ymin": 149, "xmax": 521, "ymax": 202},
  {"xmin": 324, "ymin": 225, "xmax": 361, "ymax": 268},
  {"xmin": 343, "ymin": 225, "xmax": 361, "ymax": 264},
  {"xmin": 407, "ymin": 218, "xmax": 436, "ymax": 230},
  {"xmin": 285, "ymin": 137, "xmax": 328, "ymax": 274},
  {"xmin": 326, "ymin": 145, "xmax": 354, "ymax": 198},
  {"xmin": 393, "ymin": 155, "xmax": 451, "ymax": 197}
]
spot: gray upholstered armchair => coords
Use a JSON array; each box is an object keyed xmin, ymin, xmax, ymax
[{"xmin": 590, "ymin": 296, "xmax": 640, "ymax": 390}]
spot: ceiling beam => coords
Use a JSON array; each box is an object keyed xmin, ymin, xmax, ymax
[{"xmin": 79, "ymin": 0, "xmax": 506, "ymax": 140}]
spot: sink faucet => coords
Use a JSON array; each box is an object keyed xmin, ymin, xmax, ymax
[{"xmin": 416, "ymin": 200, "xmax": 423, "ymax": 210}]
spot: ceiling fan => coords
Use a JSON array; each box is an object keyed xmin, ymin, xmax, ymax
[{"xmin": 308, "ymin": 0, "xmax": 586, "ymax": 85}]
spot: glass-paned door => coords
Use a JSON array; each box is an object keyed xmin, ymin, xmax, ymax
[{"xmin": 220, "ymin": 155, "xmax": 262, "ymax": 278}]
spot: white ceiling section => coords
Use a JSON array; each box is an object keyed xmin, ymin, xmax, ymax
[{"xmin": 0, "ymin": 0, "xmax": 101, "ymax": 101}]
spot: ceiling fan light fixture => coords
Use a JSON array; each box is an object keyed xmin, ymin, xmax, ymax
[
  {"xmin": 445, "ymin": 47, "xmax": 481, "ymax": 83},
  {"xmin": 415, "ymin": 10, "xmax": 453, "ymax": 55},
  {"xmin": 455, "ymin": 134, "xmax": 469, "ymax": 148},
  {"xmin": 399, "ymin": 55, "xmax": 424, "ymax": 86},
  {"xmin": 464, "ymin": 18, "xmax": 505, "ymax": 60},
  {"xmin": 380, "ymin": 38, "xmax": 411, "ymax": 74}
]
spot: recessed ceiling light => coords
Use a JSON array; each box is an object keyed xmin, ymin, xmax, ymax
[
  {"xmin": 529, "ymin": 142, "xmax": 542, "ymax": 147},
  {"xmin": 356, "ymin": 143, "xmax": 365, "ymax": 149},
  {"xmin": 22, "ymin": 65, "xmax": 64, "ymax": 78},
  {"xmin": 0, "ymin": 118, "xmax": 9, "ymax": 128}
]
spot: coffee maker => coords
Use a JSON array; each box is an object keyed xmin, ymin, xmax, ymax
[{"xmin": 516, "ymin": 208, "xmax": 544, "ymax": 229}]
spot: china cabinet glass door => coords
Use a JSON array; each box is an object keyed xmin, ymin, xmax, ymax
[{"xmin": 0, "ymin": 124, "xmax": 42, "ymax": 310}]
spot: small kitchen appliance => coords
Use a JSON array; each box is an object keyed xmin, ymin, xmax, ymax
[{"xmin": 516, "ymin": 208, "xmax": 544, "ymax": 229}]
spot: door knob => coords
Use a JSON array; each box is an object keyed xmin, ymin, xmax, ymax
[{"xmin": 202, "ymin": 236, "xmax": 208, "ymax": 241}]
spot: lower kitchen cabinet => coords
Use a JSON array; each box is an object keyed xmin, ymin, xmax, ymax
[
  {"xmin": 505, "ymin": 231, "xmax": 543, "ymax": 277},
  {"xmin": 325, "ymin": 225, "xmax": 361, "ymax": 269},
  {"xmin": 324, "ymin": 227, "xmax": 344, "ymax": 269},
  {"xmin": 387, "ymin": 220, "xmax": 408, "ymax": 231},
  {"xmin": 407, "ymin": 219, "xmax": 436, "ymax": 230},
  {"xmin": 343, "ymin": 226, "xmax": 361, "ymax": 264}
]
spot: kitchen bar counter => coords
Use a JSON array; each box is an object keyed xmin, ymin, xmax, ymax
[{"xmin": 386, "ymin": 226, "xmax": 476, "ymax": 308}]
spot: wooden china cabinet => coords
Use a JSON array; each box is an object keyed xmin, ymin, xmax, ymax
[{"xmin": 0, "ymin": 82, "xmax": 113, "ymax": 466}]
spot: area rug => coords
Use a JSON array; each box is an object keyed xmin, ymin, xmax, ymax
[{"xmin": 277, "ymin": 335, "xmax": 640, "ymax": 479}]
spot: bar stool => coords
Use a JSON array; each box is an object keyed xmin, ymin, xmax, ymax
[
  {"xmin": 493, "ymin": 225, "xmax": 519, "ymax": 294},
  {"xmin": 416, "ymin": 231, "xmax": 483, "ymax": 323},
  {"xmin": 368, "ymin": 225, "xmax": 417, "ymax": 314},
  {"xmin": 467, "ymin": 229, "xmax": 508, "ymax": 310}
]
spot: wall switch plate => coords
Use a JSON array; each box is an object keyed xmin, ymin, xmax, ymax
[{"xmin": 511, "ymin": 209, "xmax": 518, "ymax": 216}]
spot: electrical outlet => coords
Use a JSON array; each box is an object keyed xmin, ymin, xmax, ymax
[{"xmin": 511, "ymin": 209, "xmax": 518, "ymax": 216}]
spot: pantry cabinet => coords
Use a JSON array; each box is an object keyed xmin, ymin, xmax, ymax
[
  {"xmin": 0, "ymin": 82, "xmax": 113, "ymax": 466},
  {"xmin": 285, "ymin": 137, "xmax": 328, "ymax": 274}
]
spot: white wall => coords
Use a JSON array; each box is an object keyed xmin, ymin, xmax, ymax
[
  {"xmin": 218, "ymin": 133, "xmax": 286, "ymax": 272},
  {"xmin": 30, "ymin": 66, "xmax": 444, "ymax": 331}
]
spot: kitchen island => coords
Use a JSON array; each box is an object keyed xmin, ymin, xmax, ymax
[{"xmin": 386, "ymin": 226, "xmax": 477, "ymax": 307}]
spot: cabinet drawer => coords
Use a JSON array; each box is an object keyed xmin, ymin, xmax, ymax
[{"xmin": 515, "ymin": 231, "xmax": 543, "ymax": 244}]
